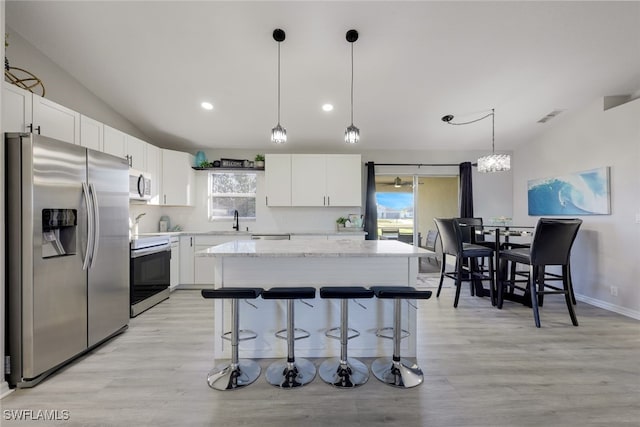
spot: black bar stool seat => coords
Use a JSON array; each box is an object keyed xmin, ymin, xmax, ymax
[
  {"xmin": 261, "ymin": 287, "xmax": 316, "ymax": 388},
  {"xmin": 318, "ymin": 286, "xmax": 374, "ymax": 388},
  {"xmin": 201, "ymin": 287, "xmax": 263, "ymax": 391},
  {"xmin": 371, "ymin": 286, "xmax": 432, "ymax": 388}
]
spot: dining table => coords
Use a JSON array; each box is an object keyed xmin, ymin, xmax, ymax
[{"xmin": 476, "ymin": 224, "xmax": 535, "ymax": 305}]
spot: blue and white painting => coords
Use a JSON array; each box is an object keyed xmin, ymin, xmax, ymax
[{"xmin": 528, "ymin": 167, "xmax": 610, "ymax": 215}]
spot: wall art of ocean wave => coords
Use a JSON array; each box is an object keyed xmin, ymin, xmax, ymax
[{"xmin": 527, "ymin": 167, "xmax": 610, "ymax": 215}]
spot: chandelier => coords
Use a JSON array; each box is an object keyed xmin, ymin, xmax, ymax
[{"xmin": 441, "ymin": 108, "xmax": 511, "ymax": 173}]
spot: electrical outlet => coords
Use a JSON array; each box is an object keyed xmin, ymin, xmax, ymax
[{"xmin": 610, "ymin": 286, "xmax": 619, "ymax": 297}]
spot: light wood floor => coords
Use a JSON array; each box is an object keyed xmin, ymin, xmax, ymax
[{"xmin": 2, "ymin": 279, "xmax": 639, "ymax": 427}]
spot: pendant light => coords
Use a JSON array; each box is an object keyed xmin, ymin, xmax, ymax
[
  {"xmin": 344, "ymin": 29, "xmax": 359, "ymax": 144},
  {"xmin": 271, "ymin": 29, "xmax": 286, "ymax": 144},
  {"xmin": 441, "ymin": 108, "xmax": 511, "ymax": 173}
]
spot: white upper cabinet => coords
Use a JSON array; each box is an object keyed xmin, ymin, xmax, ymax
[
  {"xmin": 325, "ymin": 154, "xmax": 362, "ymax": 206},
  {"xmin": 32, "ymin": 94, "xmax": 80, "ymax": 144},
  {"xmin": 145, "ymin": 143, "xmax": 161, "ymax": 205},
  {"xmin": 126, "ymin": 135, "xmax": 146, "ymax": 171},
  {"xmin": 291, "ymin": 154, "xmax": 327, "ymax": 206},
  {"xmin": 265, "ymin": 154, "xmax": 362, "ymax": 207},
  {"xmin": 79, "ymin": 115, "xmax": 104, "ymax": 151},
  {"xmin": 103, "ymin": 125, "xmax": 128, "ymax": 159},
  {"xmin": 289, "ymin": 154, "xmax": 362, "ymax": 207},
  {"xmin": 103, "ymin": 125, "xmax": 147, "ymax": 170},
  {"xmin": 2, "ymin": 82, "xmax": 79, "ymax": 144},
  {"xmin": 264, "ymin": 154, "xmax": 292, "ymax": 206},
  {"xmin": 2, "ymin": 82, "xmax": 33, "ymax": 132},
  {"xmin": 161, "ymin": 148, "xmax": 195, "ymax": 206}
]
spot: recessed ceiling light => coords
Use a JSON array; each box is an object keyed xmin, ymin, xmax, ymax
[
  {"xmin": 201, "ymin": 102, "xmax": 214, "ymax": 110},
  {"xmin": 322, "ymin": 104, "xmax": 334, "ymax": 112}
]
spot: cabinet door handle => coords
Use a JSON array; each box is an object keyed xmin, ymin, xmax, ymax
[
  {"xmin": 265, "ymin": 196, "xmax": 268, "ymax": 206},
  {"xmin": 190, "ymin": 237, "xmax": 193, "ymax": 247},
  {"xmin": 27, "ymin": 124, "xmax": 41, "ymax": 134},
  {"xmin": 323, "ymin": 196, "xmax": 326, "ymax": 206},
  {"xmin": 327, "ymin": 196, "xmax": 330, "ymax": 206},
  {"xmin": 164, "ymin": 195, "xmax": 167, "ymax": 204}
]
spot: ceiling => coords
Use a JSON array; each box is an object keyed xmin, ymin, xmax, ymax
[{"xmin": 5, "ymin": 1, "xmax": 640, "ymax": 153}]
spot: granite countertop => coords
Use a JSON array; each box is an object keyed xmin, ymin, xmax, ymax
[
  {"xmin": 137, "ymin": 230, "xmax": 367, "ymax": 237},
  {"xmin": 196, "ymin": 239, "xmax": 428, "ymax": 258}
]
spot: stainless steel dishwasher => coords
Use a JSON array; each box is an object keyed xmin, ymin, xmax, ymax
[{"xmin": 250, "ymin": 234, "xmax": 291, "ymax": 240}]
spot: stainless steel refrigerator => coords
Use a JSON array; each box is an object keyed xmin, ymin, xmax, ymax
[{"xmin": 5, "ymin": 132, "xmax": 129, "ymax": 388}]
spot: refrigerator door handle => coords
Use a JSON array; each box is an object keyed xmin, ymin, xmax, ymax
[
  {"xmin": 89, "ymin": 183, "xmax": 100, "ymax": 267},
  {"xmin": 82, "ymin": 182, "xmax": 94, "ymax": 271}
]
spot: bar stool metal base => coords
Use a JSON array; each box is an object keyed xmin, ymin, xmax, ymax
[
  {"xmin": 265, "ymin": 358, "xmax": 316, "ymax": 388},
  {"xmin": 371, "ymin": 357, "xmax": 424, "ymax": 388},
  {"xmin": 207, "ymin": 360, "xmax": 261, "ymax": 391},
  {"xmin": 319, "ymin": 357, "xmax": 369, "ymax": 388}
]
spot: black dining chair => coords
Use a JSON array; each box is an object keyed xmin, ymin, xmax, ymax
[
  {"xmin": 497, "ymin": 218, "xmax": 582, "ymax": 328},
  {"xmin": 456, "ymin": 217, "xmax": 495, "ymax": 276},
  {"xmin": 433, "ymin": 218, "xmax": 495, "ymax": 307}
]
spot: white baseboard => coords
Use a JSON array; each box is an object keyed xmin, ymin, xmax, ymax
[
  {"xmin": 1, "ymin": 381, "xmax": 13, "ymax": 399},
  {"xmin": 576, "ymin": 294, "xmax": 640, "ymax": 320}
]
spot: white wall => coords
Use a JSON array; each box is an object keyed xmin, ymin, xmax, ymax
[
  {"xmin": 512, "ymin": 97, "xmax": 640, "ymax": 318},
  {"xmin": 5, "ymin": 27, "xmax": 148, "ymax": 140}
]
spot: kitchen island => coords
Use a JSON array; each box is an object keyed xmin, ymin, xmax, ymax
[{"xmin": 196, "ymin": 239, "xmax": 430, "ymax": 359}]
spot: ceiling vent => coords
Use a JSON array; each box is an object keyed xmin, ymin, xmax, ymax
[{"xmin": 537, "ymin": 109, "xmax": 564, "ymax": 123}]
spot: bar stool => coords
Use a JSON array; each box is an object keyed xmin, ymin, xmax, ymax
[
  {"xmin": 318, "ymin": 286, "xmax": 374, "ymax": 388},
  {"xmin": 201, "ymin": 287, "xmax": 263, "ymax": 391},
  {"xmin": 261, "ymin": 287, "xmax": 317, "ymax": 388},
  {"xmin": 370, "ymin": 286, "xmax": 432, "ymax": 388}
]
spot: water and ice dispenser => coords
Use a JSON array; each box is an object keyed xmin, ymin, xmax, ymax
[{"xmin": 42, "ymin": 209, "xmax": 77, "ymax": 258}]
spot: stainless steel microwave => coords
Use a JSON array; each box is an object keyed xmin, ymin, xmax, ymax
[{"xmin": 129, "ymin": 170, "xmax": 151, "ymax": 201}]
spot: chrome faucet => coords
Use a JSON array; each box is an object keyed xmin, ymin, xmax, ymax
[{"xmin": 232, "ymin": 210, "xmax": 239, "ymax": 231}]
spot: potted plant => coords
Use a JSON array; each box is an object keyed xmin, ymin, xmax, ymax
[
  {"xmin": 254, "ymin": 154, "xmax": 265, "ymax": 168},
  {"xmin": 336, "ymin": 216, "xmax": 349, "ymax": 231}
]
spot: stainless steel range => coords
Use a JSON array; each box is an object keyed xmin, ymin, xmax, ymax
[{"xmin": 130, "ymin": 235, "xmax": 171, "ymax": 317}]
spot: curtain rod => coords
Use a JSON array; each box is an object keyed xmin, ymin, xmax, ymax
[{"xmin": 365, "ymin": 162, "xmax": 477, "ymax": 167}]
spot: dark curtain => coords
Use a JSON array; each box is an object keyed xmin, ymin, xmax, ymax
[
  {"xmin": 364, "ymin": 162, "xmax": 378, "ymax": 240},
  {"xmin": 459, "ymin": 162, "xmax": 474, "ymax": 218}
]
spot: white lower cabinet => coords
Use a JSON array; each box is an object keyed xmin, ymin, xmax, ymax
[
  {"xmin": 179, "ymin": 235, "xmax": 195, "ymax": 285},
  {"xmin": 194, "ymin": 235, "xmax": 250, "ymax": 284},
  {"xmin": 170, "ymin": 236, "xmax": 180, "ymax": 291}
]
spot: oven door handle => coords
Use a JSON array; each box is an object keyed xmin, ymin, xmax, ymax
[{"xmin": 131, "ymin": 244, "xmax": 171, "ymax": 258}]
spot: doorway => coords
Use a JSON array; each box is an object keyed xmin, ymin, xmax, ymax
[{"xmin": 374, "ymin": 174, "xmax": 458, "ymax": 272}]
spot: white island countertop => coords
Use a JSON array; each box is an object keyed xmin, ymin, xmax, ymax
[{"xmin": 196, "ymin": 239, "xmax": 430, "ymax": 258}]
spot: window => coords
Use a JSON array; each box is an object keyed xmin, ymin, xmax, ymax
[{"xmin": 208, "ymin": 172, "xmax": 257, "ymax": 221}]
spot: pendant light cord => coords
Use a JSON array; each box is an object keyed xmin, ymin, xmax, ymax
[
  {"xmin": 350, "ymin": 42, "xmax": 354, "ymax": 125},
  {"xmin": 491, "ymin": 108, "xmax": 495, "ymax": 154},
  {"xmin": 277, "ymin": 41, "xmax": 281, "ymax": 125}
]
